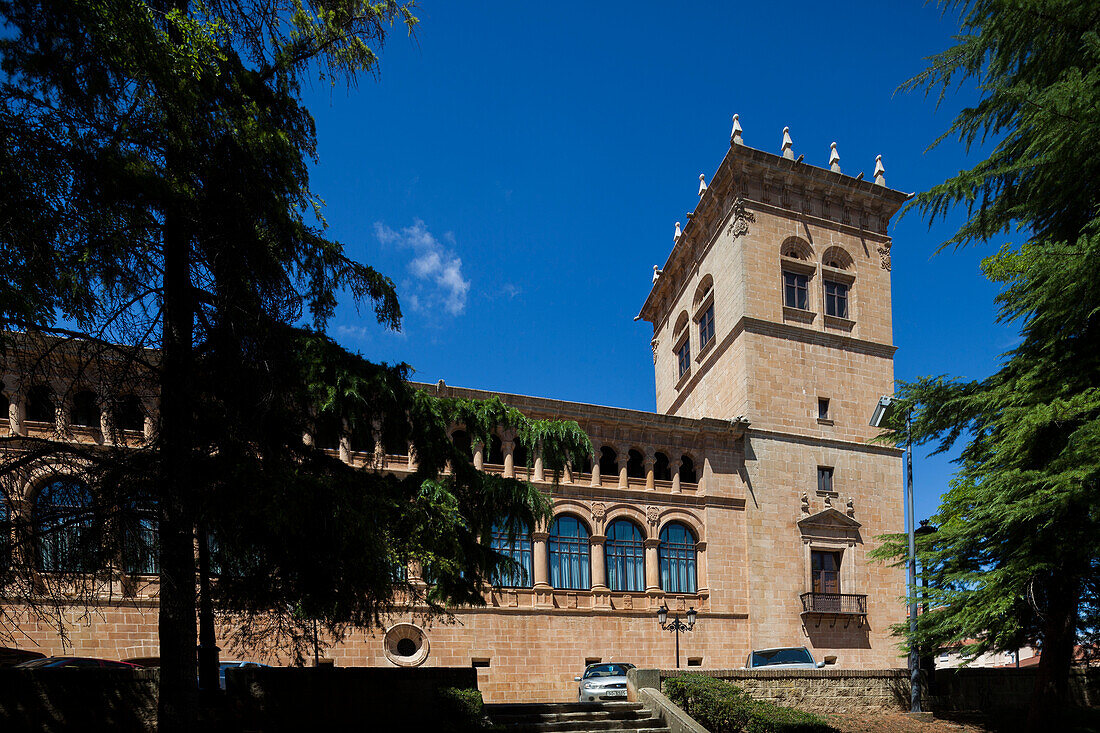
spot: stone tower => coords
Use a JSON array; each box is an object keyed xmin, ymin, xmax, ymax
[{"xmin": 638, "ymin": 124, "xmax": 910, "ymax": 658}]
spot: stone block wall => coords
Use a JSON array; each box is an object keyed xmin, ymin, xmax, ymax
[{"xmin": 657, "ymin": 668, "xmax": 909, "ymax": 714}]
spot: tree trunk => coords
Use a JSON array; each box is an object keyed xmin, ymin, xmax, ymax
[
  {"xmin": 157, "ymin": 205, "xmax": 198, "ymax": 732},
  {"xmin": 1026, "ymin": 576, "xmax": 1080, "ymax": 730}
]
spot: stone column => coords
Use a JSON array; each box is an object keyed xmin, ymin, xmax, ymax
[
  {"xmin": 644, "ymin": 538, "xmax": 661, "ymax": 593},
  {"xmin": 695, "ymin": 541, "xmax": 708, "ymax": 593},
  {"xmin": 473, "ymin": 441, "xmax": 484, "ymax": 470},
  {"xmin": 589, "ymin": 535, "xmax": 608, "ymax": 591},
  {"xmin": 644, "ymin": 449, "xmax": 656, "ymax": 491},
  {"xmin": 589, "ymin": 453, "xmax": 600, "ymax": 487},
  {"xmin": 55, "ymin": 397, "xmax": 69, "ymax": 436},
  {"xmin": 672, "ymin": 457, "xmax": 682, "ymax": 493},
  {"xmin": 10, "ymin": 394, "xmax": 25, "ymax": 436},
  {"xmin": 502, "ymin": 434, "xmax": 515, "ymax": 478},
  {"xmin": 407, "ymin": 442, "xmax": 418, "ymax": 472},
  {"xmin": 618, "ymin": 457, "xmax": 628, "ymax": 489},
  {"xmin": 99, "ymin": 404, "xmax": 114, "ymax": 446},
  {"xmin": 532, "ymin": 531, "xmax": 551, "ymax": 590},
  {"xmin": 338, "ymin": 433, "xmax": 351, "ymax": 464},
  {"xmin": 533, "ymin": 454, "xmax": 544, "ymax": 483}
]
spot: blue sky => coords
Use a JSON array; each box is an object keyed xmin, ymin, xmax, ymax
[{"xmin": 303, "ymin": 2, "xmax": 1015, "ymax": 525}]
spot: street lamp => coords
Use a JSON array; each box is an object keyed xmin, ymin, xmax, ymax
[
  {"xmin": 657, "ymin": 605, "xmax": 697, "ymax": 669},
  {"xmin": 870, "ymin": 395, "xmax": 921, "ymax": 714}
]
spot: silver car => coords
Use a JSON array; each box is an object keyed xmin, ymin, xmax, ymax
[
  {"xmin": 575, "ymin": 662, "xmax": 635, "ymax": 702},
  {"xmin": 745, "ymin": 646, "xmax": 825, "ymax": 670}
]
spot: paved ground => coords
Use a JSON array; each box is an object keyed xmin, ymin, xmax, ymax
[{"xmin": 823, "ymin": 710, "xmax": 1100, "ymax": 733}]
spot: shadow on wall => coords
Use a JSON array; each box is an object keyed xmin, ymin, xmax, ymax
[
  {"xmin": 803, "ymin": 621, "xmax": 872, "ymax": 651},
  {"xmin": 0, "ymin": 668, "xmax": 158, "ymax": 733}
]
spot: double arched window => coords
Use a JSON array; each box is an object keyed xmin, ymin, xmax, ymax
[
  {"xmin": 548, "ymin": 515, "xmax": 590, "ymax": 590},
  {"xmin": 122, "ymin": 504, "xmax": 159, "ymax": 575},
  {"xmin": 490, "ymin": 520, "xmax": 533, "ymax": 588},
  {"xmin": 659, "ymin": 522, "xmax": 698, "ymax": 593},
  {"xmin": 605, "ymin": 519, "xmax": 645, "ymax": 592},
  {"xmin": 35, "ymin": 479, "xmax": 96, "ymax": 572}
]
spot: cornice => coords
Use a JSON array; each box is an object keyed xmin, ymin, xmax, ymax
[{"xmin": 638, "ymin": 142, "xmax": 911, "ymax": 324}]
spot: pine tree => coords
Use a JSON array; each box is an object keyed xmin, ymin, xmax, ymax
[
  {"xmin": 0, "ymin": 2, "xmax": 591, "ymax": 730},
  {"xmin": 876, "ymin": 1, "xmax": 1100, "ymax": 726}
]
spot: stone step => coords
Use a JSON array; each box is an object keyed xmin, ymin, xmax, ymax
[
  {"xmin": 487, "ymin": 702, "xmax": 646, "ymax": 716},
  {"xmin": 484, "ymin": 716, "xmax": 667, "ymax": 733},
  {"xmin": 488, "ymin": 709, "xmax": 654, "ymax": 725}
]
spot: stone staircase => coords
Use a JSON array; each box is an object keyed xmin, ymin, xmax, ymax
[{"xmin": 483, "ymin": 701, "xmax": 670, "ymax": 733}]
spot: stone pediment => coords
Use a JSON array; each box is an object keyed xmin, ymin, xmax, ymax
[{"xmin": 797, "ymin": 507, "xmax": 861, "ymax": 531}]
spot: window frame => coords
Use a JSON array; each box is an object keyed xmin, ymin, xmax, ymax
[
  {"xmin": 823, "ymin": 279, "xmax": 849, "ymax": 319},
  {"xmin": 697, "ymin": 303, "xmax": 715, "ymax": 351},
  {"xmin": 783, "ymin": 270, "xmax": 810, "ymax": 310},
  {"xmin": 548, "ymin": 515, "xmax": 591, "ymax": 590},
  {"xmin": 817, "ymin": 466, "xmax": 834, "ymax": 494},
  {"xmin": 658, "ymin": 522, "xmax": 697, "ymax": 594},
  {"xmin": 605, "ymin": 518, "xmax": 645, "ymax": 592},
  {"xmin": 489, "ymin": 521, "xmax": 534, "ymax": 588},
  {"xmin": 675, "ymin": 337, "xmax": 691, "ymax": 380}
]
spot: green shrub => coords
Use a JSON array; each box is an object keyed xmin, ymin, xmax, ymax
[
  {"xmin": 663, "ymin": 674, "xmax": 835, "ymax": 733},
  {"xmin": 437, "ymin": 686, "xmax": 486, "ymax": 732}
]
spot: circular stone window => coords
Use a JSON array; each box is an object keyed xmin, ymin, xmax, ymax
[{"xmin": 383, "ymin": 623, "xmax": 430, "ymax": 667}]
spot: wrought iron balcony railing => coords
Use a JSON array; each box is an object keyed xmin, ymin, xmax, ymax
[{"xmin": 800, "ymin": 592, "xmax": 867, "ymax": 615}]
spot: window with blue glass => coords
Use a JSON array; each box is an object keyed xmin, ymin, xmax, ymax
[
  {"xmin": 490, "ymin": 521, "xmax": 533, "ymax": 588},
  {"xmin": 605, "ymin": 519, "xmax": 645, "ymax": 592},
  {"xmin": 36, "ymin": 479, "xmax": 96, "ymax": 572},
  {"xmin": 698, "ymin": 305, "xmax": 715, "ymax": 348},
  {"xmin": 676, "ymin": 339, "xmax": 691, "ymax": 379},
  {"xmin": 548, "ymin": 515, "xmax": 590, "ymax": 590},
  {"xmin": 122, "ymin": 504, "xmax": 159, "ymax": 575},
  {"xmin": 659, "ymin": 522, "xmax": 697, "ymax": 593}
]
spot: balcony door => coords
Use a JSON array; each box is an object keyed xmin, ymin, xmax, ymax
[{"xmin": 811, "ymin": 550, "xmax": 841, "ymax": 595}]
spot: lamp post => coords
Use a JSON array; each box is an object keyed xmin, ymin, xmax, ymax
[
  {"xmin": 914, "ymin": 519, "xmax": 937, "ymax": 682},
  {"xmin": 657, "ymin": 605, "xmax": 696, "ymax": 669},
  {"xmin": 870, "ymin": 395, "xmax": 921, "ymax": 714}
]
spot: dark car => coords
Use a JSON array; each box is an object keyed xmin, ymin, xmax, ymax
[{"xmin": 15, "ymin": 656, "xmax": 142, "ymax": 669}]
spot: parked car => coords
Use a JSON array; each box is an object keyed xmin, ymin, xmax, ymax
[
  {"xmin": 214, "ymin": 660, "xmax": 269, "ymax": 690},
  {"xmin": 575, "ymin": 662, "xmax": 635, "ymax": 702},
  {"xmin": 14, "ymin": 656, "xmax": 142, "ymax": 669},
  {"xmin": 744, "ymin": 647, "xmax": 824, "ymax": 670}
]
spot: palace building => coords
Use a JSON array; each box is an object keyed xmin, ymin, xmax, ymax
[{"xmin": 0, "ymin": 121, "xmax": 909, "ymax": 701}]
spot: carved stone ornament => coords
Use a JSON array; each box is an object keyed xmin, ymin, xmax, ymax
[
  {"xmin": 650, "ymin": 337, "xmax": 660, "ymax": 364},
  {"xmin": 877, "ymin": 241, "xmax": 892, "ymax": 271},
  {"xmin": 646, "ymin": 505, "xmax": 660, "ymax": 526},
  {"xmin": 801, "ymin": 492, "xmax": 810, "ymax": 515},
  {"xmin": 591, "ymin": 502, "xmax": 606, "ymax": 521},
  {"xmin": 846, "ymin": 497, "xmax": 855, "ymax": 518},
  {"xmin": 726, "ymin": 196, "xmax": 756, "ymax": 238}
]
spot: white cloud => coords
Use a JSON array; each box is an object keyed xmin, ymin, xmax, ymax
[{"xmin": 375, "ymin": 220, "xmax": 470, "ymax": 316}]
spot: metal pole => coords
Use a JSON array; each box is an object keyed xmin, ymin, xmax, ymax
[
  {"xmin": 675, "ymin": 623, "xmax": 681, "ymax": 669},
  {"xmin": 906, "ymin": 411, "xmax": 921, "ymax": 713}
]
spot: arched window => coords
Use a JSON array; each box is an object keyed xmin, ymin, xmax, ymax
[
  {"xmin": 679, "ymin": 455, "xmax": 697, "ymax": 484},
  {"xmin": 654, "ymin": 452, "xmax": 671, "ymax": 481},
  {"xmin": 626, "ymin": 449, "xmax": 645, "ymax": 479},
  {"xmin": 780, "ymin": 236, "xmax": 814, "ymax": 260},
  {"xmin": 485, "ymin": 435, "xmax": 504, "ymax": 465},
  {"xmin": 26, "ymin": 385, "xmax": 54, "ymax": 423},
  {"xmin": 313, "ymin": 415, "xmax": 341, "ymax": 450},
  {"xmin": 349, "ymin": 421, "xmax": 375, "ymax": 454},
  {"xmin": 821, "ymin": 246, "xmax": 854, "ymax": 270},
  {"xmin": 512, "ymin": 437, "xmax": 529, "ymax": 469},
  {"xmin": 598, "ymin": 446, "xmax": 618, "ymax": 477},
  {"xmin": 490, "ymin": 520, "xmax": 533, "ymax": 588},
  {"xmin": 548, "ymin": 515, "xmax": 590, "ymax": 590},
  {"xmin": 693, "ymin": 275, "xmax": 714, "ymax": 306},
  {"xmin": 122, "ymin": 504, "xmax": 159, "ymax": 575},
  {"xmin": 36, "ymin": 479, "xmax": 96, "ymax": 572},
  {"xmin": 70, "ymin": 390, "xmax": 99, "ymax": 428},
  {"xmin": 451, "ymin": 430, "xmax": 472, "ymax": 460},
  {"xmin": 574, "ymin": 454, "xmax": 593, "ymax": 476},
  {"xmin": 605, "ymin": 519, "xmax": 645, "ymax": 592},
  {"xmin": 659, "ymin": 522, "xmax": 697, "ymax": 593},
  {"xmin": 115, "ymin": 395, "xmax": 145, "ymax": 432}
]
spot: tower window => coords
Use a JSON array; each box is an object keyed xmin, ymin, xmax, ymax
[
  {"xmin": 676, "ymin": 339, "xmax": 691, "ymax": 379},
  {"xmin": 784, "ymin": 272, "xmax": 809, "ymax": 310},
  {"xmin": 824, "ymin": 280, "xmax": 849, "ymax": 318},
  {"xmin": 698, "ymin": 305, "xmax": 715, "ymax": 349},
  {"xmin": 818, "ymin": 398, "xmax": 830, "ymax": 420},
  {"xmin": 817, "ymin": 466, "xmax": 834, "ymax": 494}
]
